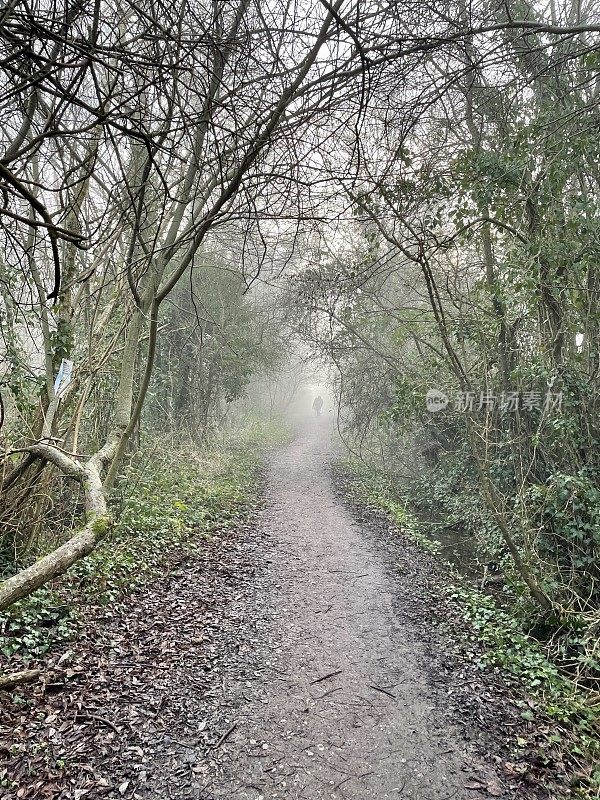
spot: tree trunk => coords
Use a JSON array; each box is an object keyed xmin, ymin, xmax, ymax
[{"xmin": 0, "ymin": 447, "xmax": 111, "ymax": 611}]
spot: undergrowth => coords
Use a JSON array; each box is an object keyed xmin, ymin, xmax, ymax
[
  {"xmin": 0, "ymin": 416, "xmax": 289, "ymax": 663},
  {"xmin": 341, "ymin": 456, "xmax": 600, "ymax": 798}
]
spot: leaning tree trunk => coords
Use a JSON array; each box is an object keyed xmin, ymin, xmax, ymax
[{"xmin": 0, "ymin": 443, "xmax": 113, "ymax": 611}]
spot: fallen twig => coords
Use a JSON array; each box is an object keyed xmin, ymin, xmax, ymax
[
  {"xmin": 211, "ymin": 722, "xmax": 236, "ymax": 749},
  {"xmin": 313, "ymin": 604, "xmax": 334, "ymax": 614},
  {"xmin": 310, "ymin": 669, "xmax": 343, "ymax": 685},
  {"xmin": 75, "ymin": 712, "xmax": 121, "ymax": 735},
  {"xmin": 368, "ymin": 684, "xmax": 396, "ymax": 699},
  {"xmin": 334, "ymin": 771, "xmax": 373, "ymax": 791}
]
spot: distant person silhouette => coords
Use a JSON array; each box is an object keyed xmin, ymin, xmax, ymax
[{"xmin": 312, "ymin": 395, "xmax": 324, "ymax": 417}]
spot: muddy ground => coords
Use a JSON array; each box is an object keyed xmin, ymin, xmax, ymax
[{"xmin": 1, "ymin": 419, "xmax": 568, "ymax": 799}]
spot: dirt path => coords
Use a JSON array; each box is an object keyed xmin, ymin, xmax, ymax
[
  {"xmin": 204, "ymin": 418, "xmax": 499, "ymax": 799},
  {"xmin": 3, "ymin": 421, "xmax": 534, "ymax": 800}
]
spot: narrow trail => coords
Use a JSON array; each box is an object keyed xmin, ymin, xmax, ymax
[
  {"xmin": 206, "ymin": 418, "xmax": 497, "ymax": 799},
  {"xmin": 4, "ymin": 420, "xmax": 527, "ymax": 800}
]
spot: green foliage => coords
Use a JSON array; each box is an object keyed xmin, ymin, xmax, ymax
[
  {"xmin": 452, "ymin": 584, "xmax": 600, "ymax": 795},
  {"xmin": 528, "ymin": 472, "xmax": 600, "ymax": 576},
  {"xmin": 412, "ymin": 451, "xmax": 505, "ymax": 558},
  {"xmin": 341, "ymin": 457, "xmax": 441, "ymax": 555},
  {"xmin": 328, "ymin": 127, "xmax": 600, "ymax": 606},
  {"xmin": 0, "ymin": 591, "xmax": 77, "ymax": 658},
  {"xmin": 453, "ymin": 586, "xmax": 566, "ymax": 692}
]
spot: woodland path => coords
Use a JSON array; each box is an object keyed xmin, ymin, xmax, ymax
[
  {"xmin": 198, "ymin": 417, "xmax": 503, "ymax": 800},
  {"xmin": 3, "ymin": 420, "xmax": 537, "ymax": 800}
]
